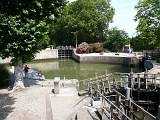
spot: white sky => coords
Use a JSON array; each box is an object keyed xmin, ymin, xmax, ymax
[
  {"xmin": 109, "ymin": 0, "xmax": 138, "ymax": 37},
  {"xmin": 69, "ymin": 0, "xmax": 138, "ymax": 37}
]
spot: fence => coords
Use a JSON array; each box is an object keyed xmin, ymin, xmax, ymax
[{"xmin": 78, "ymin": 72, "xmax": 160, "ymax": 120}]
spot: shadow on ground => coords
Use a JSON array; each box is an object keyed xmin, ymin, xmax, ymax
[
  {"xmin": 0, "ymin": 93, "xmax": 15, "ymax": 120},
  {"xmin": 23, "ymin": 79, "xmax": 41, "ymax": 87}
]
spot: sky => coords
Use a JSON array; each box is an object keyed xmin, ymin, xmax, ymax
[
  {"xmin": 69, "ymin": 0, "xmax": 138, "ymax": 37},
  {"xmin": 109, "ymin": 0, "xmax": 138, "ymax": 37}
]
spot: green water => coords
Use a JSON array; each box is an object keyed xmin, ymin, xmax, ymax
[{"xmin": 27, "ymin": 59, "xmax": 141, "ymax": 80}]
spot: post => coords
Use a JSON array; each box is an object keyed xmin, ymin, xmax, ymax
[
  {"xmin": 102, "ymin": 81, "xmax": 105, "ymax": 94},
  {"xmin": 71, "ymin": 31, "xmax": 79, "ymax": 49},
  {"xmin": 126, "ymin": 87, "xmax": 131, "ymax": 100},
  {"xmin": 124, "ymin": 75, "xmax": 129, "ymax": 88},
  {"xmin": 129, "ymin": 39, "xmax": 131, "ymax": 53},
  {"xmin": 144, "ymin": 69, "xmax": 148, "ymax": 89},
  {"xmin": 125, "ymin": 87, "xmax": 131, "ymax": 115},
  {"xmin": 89, "ymin": 80, "xmax": 93, "ymax": 106},
  {"xmin": 110, "ymin": 105, "xmax": 113, "ymax": 120},
  {"xmin": 54, "ymin": 77, "xmax": 60, "ymax": 94},
  {"xmin": 137, "ymin": 74, "xmax": 141, "ymax": 89},
  {"xmin": 75, "ymin": 33, "xmax": 78, "ymax": 49},
  {"xmin": 101, "ymin": 96, "xmax": 105, "ymax": 120},
  {"xmin": 129, "ymin": 72, "xmax": 134, "ymax": 89},
  {"xmin": 116, "ymin": 93, "xmax": 121, "ymax": 108},
  {"xmin": 154, "ymin": 74, "xmax": 157, "ymax": 89},
  {"xmin": 108, "ymin": 81, "xmax": 111, "ymax": 92},
  {"xmin": 120, "ymin": 78, "xmax": 123, "ymax": 88}
]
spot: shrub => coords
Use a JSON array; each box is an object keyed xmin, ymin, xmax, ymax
[
  {"xmin": 0, "ymin": 64, "xmax": 10, "ymax": 88},
  {"xmin": 88, "ymin": 43, "xmax": 94, "ymax": 53},
  {"xmin": 89, "ymin": 42, "xmax": 103, "ymax": 53},
  {"xmin": 93, "ymin": 42, "xmax": 103, "ymax": 53},
  {"xmin": 76, "ymin": 42, "xmax": 89, "ymax": 54},
  {"xmin": 76, "ymin": 42, "xmax": 103, "ymax": 54}
]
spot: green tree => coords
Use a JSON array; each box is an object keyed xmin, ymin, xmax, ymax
[
  {"xmin": 0, "ymin": 0, "xmax": 67, "ymax": 88},
  {"xmin": 103, "ymin": 28, "xmax": 129, "ymax": 52},
  {"xmin": 131, "ymin": 35, "xmax": 154, "ymax": 51},
  {"xmin": 135, "ymin": 0, "xmax": 160, "ymax": 50},
  {"xmin": 49, "ymin": 0, "xmax": 114, "ymax": 46}
]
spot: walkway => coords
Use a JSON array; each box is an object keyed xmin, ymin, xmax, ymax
[{"xmin": 0, "ymin": 80, "xmax": 96, "ymax": 120}]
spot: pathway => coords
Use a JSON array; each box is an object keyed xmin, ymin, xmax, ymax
[{"xmin": 0, "ymin": 80, "xmax": 97, "ymax": 120}]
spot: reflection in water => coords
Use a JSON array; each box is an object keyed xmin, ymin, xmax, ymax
[
  {"xmin": 28, "ymin": 59, "xmax": 141, "ymax": 80},
  {"xmin": 28, "ymin": 61, "xmax": 59, "ymax": 70}
]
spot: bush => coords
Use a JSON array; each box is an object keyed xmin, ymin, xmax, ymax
[
  {"xmin": 93, "ymin": 42, "xmax": 103, "ymax": 53},
  {"xmin": 76, "ymin": 42, "xmax": 103, "ymax": 54},
  {"xmin": 76, "ymin": 42, "xmax": 89, "ymax": 54},
  {"xmin": 0, "ymin": 64, "xmax": 10, "ymax": 88}
]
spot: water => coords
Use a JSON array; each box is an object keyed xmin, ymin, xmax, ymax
[{"xmin": 27, "ymin": 59, "xmax": 141, "ymax": 80}]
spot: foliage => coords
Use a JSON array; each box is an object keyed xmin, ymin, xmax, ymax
[
  {"xmin": 76, "ymin": 42, "xmax": 90, "ymax": 54},
  {"xmin": 49, "ymin": 0, "xmax": 114, "ymax": 47},
  {"xmin": 0, "ymin": 65, "xmax": 10, "ymax": 87},
  {"xmin": 103, "ymin": 28, "xmax": 129, "ymax": 52},
  {"xmin": 0, "ymin": 0, "xmax": 67, "ymax": 64},
  {"xmin": 76, "ymin": 42, "xmax": 103, "ymax": 54},
  {"xmin": 89, "ymin": 42, "xmax": 103, "ymax": 53},
  {"xmin": 131, "ymin": 35, "xmax": 154, "ymax": 51},
  {"xmin": 135, "ymin": 0, "xmax": 160, "ymax": 50}
]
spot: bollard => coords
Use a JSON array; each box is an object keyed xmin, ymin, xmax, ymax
[
  {"xmin": 54, "ymin": 77, "xmax": 60, "ymax": 94},
  {"xmin": 144, "ymin": 70, "xmax": 148, "ymax": 89},
  {"xmin": 130, "ymin": 72, "xmax": 134, "ymax": 89},
  {"xmin": 154, "ymin": 74, "xmax": 157, "ymax": 89},
  {"xmin": 125, "ymin": 87, "xmax": 131, "ymax": 111},
  {"xmin": 137, "ymin": 74, "xmax": 141, "ymax": 89},
  {"xmin": 83, "ymin": 80, "xmax": 89, "ymax": 90},
  {"xmin": 124, "ymin": 75, "xmax": 129, "ymax": 88},
  {"xmin": 126, "ymin": 87, "xmax": 131, "ymax": 100}
]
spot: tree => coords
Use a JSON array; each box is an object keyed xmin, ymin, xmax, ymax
[
  {"xmin": 0, "ymin": 0, "xmax": 67, "ymax": 88},
  {"xmin": 103, "ymin": 28, "xmax": 129, "ymax": 52},
  {"xmin": 131, "ymin": 35, "xmax": 154, "ymax": 51},
  {"xmin": 135, "ymin": 0, "xmax": 160, "ymax": 50},
  {"xmin": 49, "ymin": 0, "xmax": 114, "ymax": 46}
]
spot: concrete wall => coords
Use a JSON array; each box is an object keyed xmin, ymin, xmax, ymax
[
  {"xmin": 0, "ymin": 48, "xmax": 140, "ymax": 65},
  {"xmin": 0, "ymin": 48, "xmax": 59, "ymax": 64},
  {"xmin": 72, "ymin": 50, "xmax": 139, "ymax": 65},
  {"xmin": 35, "ymin": 48, "xmax": 58, "ymax": 60}
]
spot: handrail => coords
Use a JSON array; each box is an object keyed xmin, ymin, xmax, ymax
[
  {"xmin": 112, "ymin": 89, "xmax": 156, "ymax": 120},
  {"xmin": 97, "ymin": 90, "xmax": 132, "ymax": 120},
  {"xmin": 89, "ymin": 82, "xmax": 157, "ymax": 120},
  {"xmin": 79, "ymin": 72, "xmax": 159, "ymax": 120}
]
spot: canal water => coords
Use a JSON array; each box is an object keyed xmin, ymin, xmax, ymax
[{"xmin": 28, "ymin": 59, "xmax": 142, "ymax": 80}]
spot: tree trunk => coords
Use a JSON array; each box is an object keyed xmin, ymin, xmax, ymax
[{"xmin": 12, "ymin": 57, "xmax": 25, "ymax": 90}]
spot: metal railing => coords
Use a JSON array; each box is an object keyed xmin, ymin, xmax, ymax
[{"xmin": 77, "ymin": 72, "xmax": 160, "ymax": 120}]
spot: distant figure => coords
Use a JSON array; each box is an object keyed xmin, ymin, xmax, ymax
[{"xmin": 23, "ymin": 65, "xmax": 29, "ymax": 78}]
